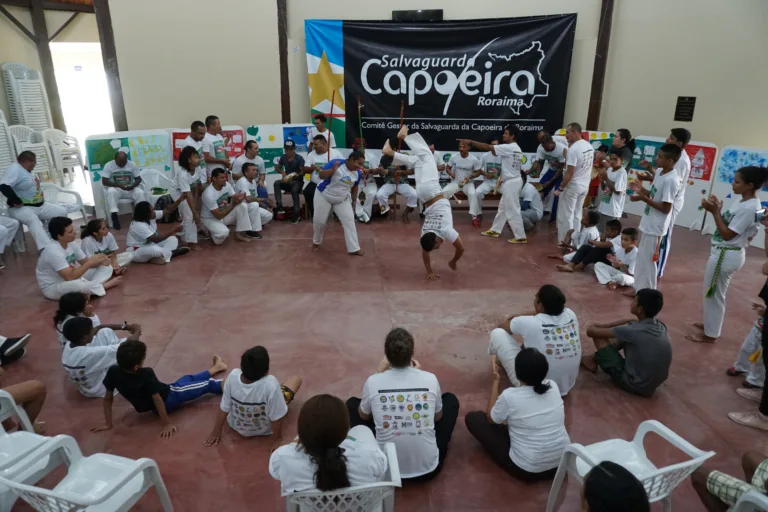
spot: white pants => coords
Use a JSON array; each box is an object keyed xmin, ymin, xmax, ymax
[
  {"xmin": 115, "ymin": 252, "xmax": 133, "ymax": 267},
  {"xmin": 488, "ymin": 328, "xmax": 521, "ymax": 387},
  {"xmin": 522, "ymin": 209, "xmax": 542, "ymax": 231},
  {"xmin": 734, "ymin": 323, "xmax": 766, "ymax": 387},
  {"xmin": 557, "ymin": 185, "xmax": 588, "ymax": 243},
  {"xmin": 8, "ymin": 202, "xmax": 68, "ymax": 249},
  {"xmin": 172, "ymin": 192, "xmax": 199, "ymax": 244},
  {"xmin": 41, "ymin": 265, "xmax": 114, "ymax": 300},
  {"xmin": 257, "ymin": 205, "xmax": 273, "ymax": 226},
  {"xmin": 393, "ymin": 132, "xmax": 442, "ymax": 202},
  {"xmin": 377, "ymin": 183, "xmax": 418, "ymax": 213},
  {"xmin": 703, "ymin": 247, "xmax": 746, "ymax": 338},
  {"xmin": 475, "ymin": 180, "xmax": 497, "ymax": 206},
  {"xmin": 490, "ymin": 178, "xmax": 525, "ymax": 239},
  {"xmin": 128, "ymin": 236, "xmax": 179, "ymax": 263},
  {"xmin": 0, "ymin": 216, "xmax": 20, "ymax": 253},
  {"xmin": 442, "ymin": 181, "xmax": 481, "ymax": 217},
  {"xmin": 634, "ymin": 232, "xmax": 660, "ymax": 292},
  {"xmin": 355, "ymin": 181, "xmax": 378, "ymax": 220},
  {"xmin": 563, "ymin": 251, "xmax": 575, "ymax": 264},
  {"xmin": 313, "ymin": 193, "xmax": 360, "ymax": 253},
  {"xmin": 105, "ymin": 186, "xmax": 148, "ymax": 213},
  {"xmin": 594, "ymin": 261, "xmax": 635, "ymax": 287},
  {"xmin": 202, "ymin": 202, "xmax": 257, "ymax": 245},
  {"xmin": 657, "ymin": 207, "xmax": 680, "ymax": 277}
]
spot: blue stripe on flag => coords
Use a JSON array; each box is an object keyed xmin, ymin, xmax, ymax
[{"xmin": 305, "ymin": 20, "xmax": 344, "ymax": 68}]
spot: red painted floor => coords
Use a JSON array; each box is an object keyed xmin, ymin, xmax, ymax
[{"xmin": 2, "ymin": 210, "xmax": 767, "ymax": 511}]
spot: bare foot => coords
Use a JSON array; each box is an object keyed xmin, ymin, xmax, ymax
[
  {"xmin": 548, "ymin": 254, "xmax": 565, "ymax": 260},
  {"xmin": 692, "ymin": 322, "xmax": 704, "ymax": 330},
  {"xmin": 621, "ymin": 289, "xmax": 636, "ymax": 297},
  {"xmin": 686, "ymin": 333, "xmax": 718, "ymax": 344},
  {"xmin": 149, "ymin": 257, "xmax": 167, "ymax": 265},
  {"xmin": 349, "ymin": 250, "xmax": 365, "ymax": 256},
  {"xmin": 556, "ymin": 264, "xmax": 574, "ymax": 273},
  {"xmin": 580, "ymin": 355, "xmax": 598, "ymax": 374},
  {"xmin": 189, "ymin": 244, "xmax": 203, "ymax": 252},
  {"xmin": 573, "ymin": 264, "xmax": 585, "ymax": 272},
  {"xmin": 403, "ymin": 207, "xmax": 413, "ymax": 224},
  {"xmin": 235, "ymin": 233, "xmax": 253, "ymax": 242},
  {"xmin": 382, "ymin": 139, "xmax": 394, "ymax": 157},
  {"xmin": 397, "ymin": 125, "xmax": 409, "ymax": 140},
  {"xmin": 33, "ymin": 421, "xmax": 47, "ymax": 435},
  {"xmin": 312, "ymin": 244, "xmax": 320, "ymax": 251},
  {"xmin": 607, "ymin": 282, "xmax": 618, "ymax": 290},
  {"xmin": 210, "ymin": 355, "xmax": 228, "ymax": 375},
  {"xmin": 103, "ymin": 276, "xmax": 123, "ymax": 290}
]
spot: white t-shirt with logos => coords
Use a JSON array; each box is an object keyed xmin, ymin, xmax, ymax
[
  {"xmin": 598, "ymin": 167, "xmax": 628, "ymax": 218},
  {"xmin": 615, "ymin": 245, "xmax": 638, "ymax": 275},
  {"xmin": 173, "ymin": 168, "xmax": 201, "ymax": 198},
  {"xmin": 422, "ymin": 198, "xmax": 459, "ymax": 244},
  {"xmin": 509, "ymin": 309, "xmax": 582, "ymax": 395},
  {"xmin": 494, "ymin": 142, "xmax": 523, "ymax": 181},
  {"xmin": 269, "ymin": 434, "xmax": 388, "ymax": 493},
  {"xmin": 126, "ymin": 211, "xmax": 163, "ymax": 247},
  {"xmin": 101, "ymin": 160, "xmax": 140, "ymax": 187},
  {"xmin": 203, "ymin": 133, "xmax": 227, "ymax": 177},
  {"xmin": 36, "ymin": 242, "xmax": 85, "ymax": 292},
  {"xmin": 565, "ymin": 139, "xmax": 595, "ymax": 189},
  {"xmin": 673, "ymin": 150, "xmax": 692, "ymax": 214},
  {"xmin": 536, "ymin": 142, "xmax": 568, "ymax": 171},
  {"xmin": 520, "ymin": 183, "xmax": 543, "ymax": 218},
  {"xmin": 80, "ymin": 233, "xmax": 119, "ymax": 258},
  {"xmin": 317, "ymin": 162, "xmax": 362, "ymax": 204},
  {"xmin": 182, "ymin": 136, "xmax": 207, "ymax": 178},
  {"xmin": 359, "ymin": 367, "xmax": 443, "ymax": 478},
  {"xmin": 235, "ymin": 176, "xmax": 261, "ymax": 199},
  {"xmin": 62, "ymin": 328, "xmax": 124, "ymax": 398},
  {"xmin": 447, "ymin": 153, "xmax": 480, "ymax": 183},
  {"xmin": 639, "ymin": 169, "xmax": 680, "ymax": 236},
  {"xmin": 202, "ymin": 182, "xmax": 236, "ymax": 220},
  {"xmin": 490, "ymin": 382, "xmax": 570, "ymax": 473},
  {"xmin": 305, "ymin": 149, "xmax": 344, "ymax": 185},
  {"xmin": 479, "ymin": 152, "xmax": 501, "ymax": 185},
  {"xmin": 711, "ymin": 198, "xmax": 760, "ymax": 249},
  {"xmin": 220, "ymin": 370, "xmax": 287, "ymax": 437},
  {"xmin": 231, "ymin": 155, "xmax": 266, "ymax": 177},
  {"xmin": 309, "ymin": 126, "xmax": 336, "ymax": 148},
  {"xmin": 0, "ymin": 162, "xmax": 43, "ymax": 204},
  {"xmin": 56, "ymin": 313, "xmax": 101, "ymax": 348},
  {"xmin": 575, "ymin": 225, "xmax": 600, "ymax": 249}
]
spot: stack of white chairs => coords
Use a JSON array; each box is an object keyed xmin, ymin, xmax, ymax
[
  {"xmin": 0, "ymin": 111, "xmax": 13, "ymax": 173},
  {"xmin": 8, "ymin": 125, "xmax": 62, "ymax": 186},
  {"xmin": 0, "ymin": 390, "xmax": 173, "ymax": 511},
  {"xmin": 43, "ymin": 128, "xmax": 85, "ymax": 184},
  {"xmin": 1, "ymin": 63, "xmax": 53, "ymax": 132}
]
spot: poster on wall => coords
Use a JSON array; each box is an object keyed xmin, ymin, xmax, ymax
[
  {"xmin": 555, "ymin": 129, "xmax": 615, "ymax": 151},
  {"xmin": 305, "ymin": 15, "xmax": 577, "ymax": 151},
  {"xmin": 85, "ymin": 130, "xmax": 173, "ymax": 178},
  {"xmin": 245, "ymin": 123, "xmax": 314, "ymax": 173}
]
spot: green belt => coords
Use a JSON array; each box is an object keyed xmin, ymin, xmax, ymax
[{"xmin": 706, "ymin": 246, "xmax": 743, "ymax": 298}]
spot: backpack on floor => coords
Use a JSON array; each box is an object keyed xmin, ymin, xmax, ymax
[{"xmin": 154, "ymin": 195, "xmax": 180, "ymax": 223}]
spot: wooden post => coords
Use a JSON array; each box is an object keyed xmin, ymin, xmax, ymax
[
  {"xmin": 586, "ymin": 0, "xmax": 615, "ymax": 131},
  {"xmin": 93, "ymin": 0, "xmax": 128, "ymax": 131},
  {"xmin": 276, "ymin": 0, "xmax": 290, "ymax": 123},
  {"xmin": 29, "ymin": 0, "xmax": 66, "ymax": 131}
]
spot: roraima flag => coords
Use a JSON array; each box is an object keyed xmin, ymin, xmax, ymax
[{"xmin": 304, "ymin": 15, "xmax": 576, "ymax": 151}]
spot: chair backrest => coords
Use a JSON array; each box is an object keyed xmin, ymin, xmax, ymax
[
  {"xmin": 0, "ymin": 390, "xmax": 34, "ymax": 432},
  {"xmin": 8, "ymin": 125, "xmax": 34, "ymax": 154},
  {"xmin": 640, "ymin": 452, "xmax": 714, "ymax": 502},
  {"xmin": 6, "ymin": 484, "xmax": 80, "ymax": 512},
  {"xmin": 140, "ymin": 168, "xmax": 174, "ymax": 190},
  {"xmin": 42, "ymin": 128, "xmax": 67, "ymax": 147},
  {"xmin": 288, "ymin": 486, "xmax": 393, "ymax": 512},
  {"xmin": 732, "ymin": 490, "xmax": 768, "ymax": 512}
]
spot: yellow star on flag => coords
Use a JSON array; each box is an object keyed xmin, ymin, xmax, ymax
[{"xmin": 308, "ymin": 51, "xmax": 345, "ymax": 113}]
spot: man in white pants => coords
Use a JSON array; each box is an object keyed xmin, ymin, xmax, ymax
[
  {"xmin": 462, "ymin": 125, "xmax": 527, "ymax": 244},
  {"xmin": 36, "ymin": 217, "xmax": 121, "ymax": 300},
  {"xmin": 555, "ymin": 123, "xmax": 594, "ymax": 244},
  {"xmin": 355, "ymin": 152, "xmax": 383, "ymax": 223},
  {"xmin": 376, "ymin": 161, "xmax": 418, "ymax": 223},
  {"xmin": 201, "ymin": 169, "xmax": 263, "ymax": 244},
  {"xmin": 383, "ymin": 127, "xmax": 464, "ymax": 280},
  {"xmin": 0, "ymin": 152, "xmax": 73, "ymax": 250},
  {"xmin": 303, "ymin": 135, "xmax": 343, "ymax": 220},
  {"xmin": 519, "ymin": 173, "xmax": 543, "ymax": 231},
  {"xmin": 313, "ymin": 152, "xmax": 364, "ymax": 255},
  {"xmin": 442, "ymin": 141, "xmax": 482, "ymax": 226},
  {"xmin": 657, "ymin": 128, "xmax": 692, "ymax": 279},
  {"xmin": 0, "ymin": 216, "xmax": 20, "ymax": 269},
  {"xmin": 235, "ymin": 163, "xmax": 274, "ymax": 228},
  {"xmin": 474, "ymin": 139, "xmax": 501, "ymax": 218},
  {"xmin": 101, "ymin": 151, "xmax": 148, "ymax": 230}
]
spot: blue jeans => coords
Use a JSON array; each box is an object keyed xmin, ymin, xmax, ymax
[
  {"xmin": 539, "ymin": 169, "xmax": 562, "ymax": 224},
  {"xmin": 163, "ymin": 370, "xmax": 223, "ymax": 412}
]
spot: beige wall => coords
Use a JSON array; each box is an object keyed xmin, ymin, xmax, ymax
[
  {"xmin": 0, "ymin": 6, "xmax": 98, "ymax": 120},
  {"xmin": 287, "ymin": 0, "xmax": 601, "ymax": 128},
  {"xmin": 109, "ymin": 0, "xmax": 282, "ymax": 131},
  {"xmin": 599, "ymin": 0, "xmax": 768, "ymax": 149}
]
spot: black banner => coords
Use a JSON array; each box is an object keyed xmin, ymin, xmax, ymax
[{"xmin": 342, "ymin": 15, "xmax": 576, "ymax": 151}]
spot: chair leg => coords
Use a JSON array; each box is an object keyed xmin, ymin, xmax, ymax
[
  {"xmin": 545, "ymin": 459, "xmax": 570, "ymax": 512},
  {"xmin": 149, "ymin": 466, "xmax": 174, "ymax": 512},
  {"xmin": 383, "ymin": 490, "xmax": 395, "ymax": 512},
  {"xmin": 662, "ymin": 495, "xmax": 672, "ymax": 512}
]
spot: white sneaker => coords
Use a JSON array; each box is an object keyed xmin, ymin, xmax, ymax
[
  {"xmin": 736, "ymin": 387, "xmax": 763, "ymax": 403},
  {"xmin": 728, "ymin": 410, "xmax": 768, "ymax": 431}
]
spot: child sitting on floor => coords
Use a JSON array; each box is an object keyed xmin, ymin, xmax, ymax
[
  {"xmin": 80, "ymin": 218, "xmax": 132, "ymax": 275},
  {"xmin": 91, "ymin": 339, "xmax": 227, "ymax": 439},
  {"xmin": 557, "ymin": 219, "xmax": 622, "ymax": 273},
  {"xmin": 552, "ymin": 209, "xmax": 600, "ymax": 263},
  {"xmin": 61, "ymin": 316, "xmax": 141, "ymax": 398},
  {"xmin": 726, "ymin": 302, "xmax": 766, "ymax": 391},
  {"xmin": 594, "ymin": 227, "xmax": 639, "ymax": 290},
  {"xmin": 54, "ymin": 292, "xmax": 100, "ymax": 348},
  {"xmin": 205, "ymin": 345, "xmax": 302, "ymax": 450}
]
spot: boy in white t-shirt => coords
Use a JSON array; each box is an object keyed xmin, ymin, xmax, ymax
[
  {"xmin": 443, "ymin": 141, "xmax": 482, "ymax": 225},
  {"xmin": 202, "ymin": 169, "xmax": 263, "ymax": 244},
  {"xmin": 234, "ymin": 163, "xmax": 274, "ymax": 228},
  {"xmin": 626, "ymin": 144, "xmax": 682, "ymax": 295},
  {"xmin": 594, "ymin": 227, "xmax": 639, "ymax": 290},
  {"xmin": 488, "ymin": 284, "xmax": 581, "ymax": 395},
  {"xmin": 202, "ymin": 115, "xmax": 230, "ymax": 179},
  {"xmin": 554, "ymin": 209, "xmax": 600, "ymax": 265},
  {"xmin": 556, "ymin": 219, "xmax": 623, "ymax": 273},
  {"xmin": 61, "ymin": 316, "xmax": 141, "ymax": 398},
  {"xmin": 346, "ymin": 328, "xmax": 459, "ymax": 481},
  {"xmin": 519, "ymin": 173, "xmax": 544, "ymax": 231},
  {"xmin": 597, "ymin": 149, "xmax": 628, "ymax": 230},
  {"xmin": 205, "ymin": 346, "xmax": 302, "ymax": 451}
]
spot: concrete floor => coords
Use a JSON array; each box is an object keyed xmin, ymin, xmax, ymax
[{"xmin": 2, "ymin": 208, "xmax": 767, "ymax": 511}]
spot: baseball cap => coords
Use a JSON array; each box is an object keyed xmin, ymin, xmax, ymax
[{"xmin": 284, "ymin": 140, "xmax": 296, "ymax": 149}]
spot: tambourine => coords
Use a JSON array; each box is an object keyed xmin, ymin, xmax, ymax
[{"xmin": 282, "ymin": 172, "xmax": 297, "ymax": 183}]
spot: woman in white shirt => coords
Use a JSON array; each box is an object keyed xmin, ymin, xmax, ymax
[
  {"xmin": 126, "ymin": 199, "xmax": 187, "ymax": 264},
  {"xmin": 269, "ymin": 394, "xmax": 388, "ymax": 493},
  {"xmin": 313, "ymin": 152, "xmax": 365, "ymax": 256},
  {"xmin": 688, "ymin": 166, "xmax": 768, "ymax": 343},
  {"xmin": 172, "ymin": 146, "xmax": 206, "ymax": 251},
  {"xmin": 465, "ymin": 347, "xmax": 570, "ymax": 481},
  {"xmin": 53, "ymin": 291, "xmax": 100, "ymax": 348},
  {"xmin": 80, "ymin": 219, "xmax": 132, "ymax": 274}
]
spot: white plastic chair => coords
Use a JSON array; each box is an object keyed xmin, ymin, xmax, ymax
[
  {"xmin": 140, "ymin": 168, "xmax": 174, "ymax": 210},
  {"xmin": 0, "ymin": 111, "xmax": 15, "ymax": 173},
  {"xmin": 285, "ymin": 442, "xmax": 401, "ymax": 512},
  {"xmin": 43, "ymin": 129, "xmax": 85, "ymax": 184},
  {"xmin": 8, "ymin": 125, "xmax": 62, "ymax": 186},
  {"xmin": 733, "ymin": 490, "xmax": 768, "ymax": 512},
  {"xmin": 545, "ymin": 420, "xmax": 715, "ymax": 512},
  {"xmin": 0, "ymin": 434, "xmax": 173, "ymax": 512},
  {"xmin": 40, "ymin": 183, "xmax": 88, "ymax": 222}
]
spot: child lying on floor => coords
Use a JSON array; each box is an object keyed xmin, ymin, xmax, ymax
[{"xmin": 594, "ymin": 227, "xmax": 639, "ymax": 290}]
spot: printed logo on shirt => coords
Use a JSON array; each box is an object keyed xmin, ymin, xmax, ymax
[
  {"xmin": 213, "ymin": 140, "xmax": 226, "ymax": 160},
  {"xmin": 712, "ymin": 210, "xmax": 734, "ymax": 244},
  {"xmin": 63, "ymin": 364, "xmax": 89, "ymax": 390},
  {"xmin": 216, "ymin": 192, "xmax": 231, "ymax": 210},
  {"xmin": 601, "ymin": 185, "xmax": 611, "ymax": 203},
  {"xmin": 485, "ymin": 163, "xmax": 500, "ymax": 179},
  {"xmin": 112, "ymin": 170, "xmax": 134, "ymax": 186},
  {"xmin": 541, "ymin": 319, "xmax": 582, "ymax": 360},
  {"xmin": 644, "ymin": 185, "xmax": 657, "ymax": 216},
  {"xmin": 66, "ymin": 252, "xmax": 77, "ymax": 269},
  {"xmin": 229, "ymin": 398, "xmax": 271, "ymax": 435}
]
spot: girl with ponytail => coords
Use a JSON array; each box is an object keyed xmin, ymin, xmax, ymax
[
  {"xmin": 53, "ymin": 292, "xmax": 100, "ymax": 347},
  {"xmin": 612, "ymin": 128, "xmax": 635, "ymax": 170},
  {"xmin": 80, "ymin": 218, "xmax": 132, "ymax": 275},
  {"xmin": 465, "ymin": 347, "xmax": 570, "ymax": 481},
  {"xmin": 269, "ymin": 394, "xmax": 388, "ymax": 493}
]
